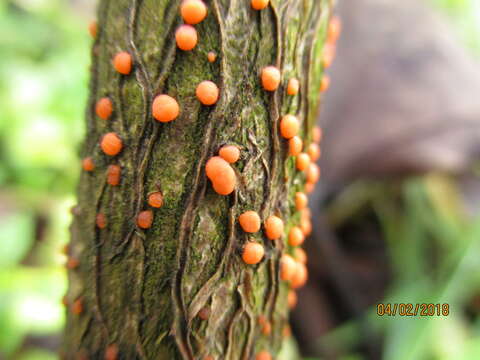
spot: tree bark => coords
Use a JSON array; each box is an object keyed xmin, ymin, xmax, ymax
[{"xmin": 63, "ymin": 0, "xmax": 331, "ymax": 358}]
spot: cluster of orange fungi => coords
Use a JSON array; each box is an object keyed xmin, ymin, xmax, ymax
[{"xmin": 74, "ymin": 3, "xmax": 341, "ymax": 359}]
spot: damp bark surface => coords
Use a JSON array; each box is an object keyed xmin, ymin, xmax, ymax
[{"xmin": 64, "ymin": 0, "xmax": 331, "ymax": 358}]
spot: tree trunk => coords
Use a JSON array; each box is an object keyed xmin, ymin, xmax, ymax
[{"xmin": 63, "ymin": 0, "xmax": 331, "ymax": 358}]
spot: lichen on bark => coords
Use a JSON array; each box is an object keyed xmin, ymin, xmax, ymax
[{"xmin": 64, "ymin": 0, "xmax": 332, "ymax": 359}]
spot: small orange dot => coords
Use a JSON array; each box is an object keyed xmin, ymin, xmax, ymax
[
  {"xmin": 219, "ymin": 145, "xmax": 240, "ymax": 163},
  {"xmin": 71, "ymin": 299, "xmax": 83, "ymax": 315},
  {"xmin": 148, "ymin": 192, "xmax": 164, "ymax": 208},
  {"xmin": 307, "ymin": 143, "xmax": 321, "ymax": 161},
  {"xmin": 264, "ymin": 215, "xmax": 284, "ymax": 240},
  {"xmin": 296, "ymin": 152, "xmax": 310, "ymax": 171},
  {"xmin": 82, "ymin": 157, "xmax": 95, "ymax": 172},
  {"xmin": 96, "ymin": 213, "xmax": 107, "ymax": 229},
  {"xmin": 105, "ymin": 344, "xmax": 119, "ymax": 360},
  {"xmin": 66, "ymin": 257, "xmax": 80, "ymax": 269},
  {"xmin": 242, "ymin": 242, "xmax": 264, "ymax": 265},
  {"xmin": 258, "ymin": 315, "xmax": 268, "ymax": 326},
  {"xmin": 181, "ymin": 0, "xmax": 207, "ymax": 24},
  {"xmin": 152, "ymin": 94, "xmax": 180, "ymax": 123},
  {"xmin": 88, "ymin": 21, "xmax": 98, "ymax": 38},
  {"xmin": 106, "ymin": 165, "xmax": 121, "ymax": 186},
  {"xmin": 238, "ymin": 211, "xmax": 261, "ymax": 233},
  {"xmin": 113, "ymin": 51, "xmax": 132, "ymax": 75},
  {"xmin": 204, "ymin": 356, "xmax": 214, "ymax": 360},
  {"xmin": 283, "ymin": 325, "xmax": 292, "ymax": 338},
  {"xmin": 305, "ymin": 182, "xmax": 315, "ymax": 194},
  {"xmin": 196, "ymin": 81, "xmax": 219, "ymax": 105},
  {"xmin": 320, "ymin": 75, "xmax": 330, "ymax": 93},
  {"xmin": 327, "ymin": 16, "xmax": 342, "ymax": 45},
  {"xmin": 198, "ymin": 307, "xmax": 211, "ymax": 320},
  {"xmin": 261, "ymin": 66, "xmax": 281, "ymax": 91},
  {"xmin": 207, "ymin": 51, "xmax": 217, "ymax": 62},
  {"xmin": 280, "ymin": 114, "xmax": 299, "ymax": 139},
  {"xmin": 288, "ymin": 226, "xmax": 304, "ymax": 246},
  {"xmin": 205, "ymin": 156, "xmax": 236, "ymax": 195},
  {"xmin": 300, "ymin": 216, "xmax": 312, "ymax": 236},
  {"xmin": 100, "ymin": 132, "xmax": 123, "ymax": 156},
  {"xmin": 261, "ymin": 321, "xmax": 272, "ymax": 335},
  {"xmin": 96, "ymin": 97, "xmax": 113, "ymax": 120},
  {"xmin": 280, "ymin": 254, "xmax": 296, "ymax": 281},
  {"xmin": 295, "ymin": 247, "xmax": 307, "ymax": 264},
  {"xmin": 175, "ymin": 25, "xmax": 198, "ymax": 51},
  {"xmin": 323, "ymin": 43, "xmax": 336, "ymax": 68},
  {"xmin": 287, "ymin": 78, "xmax": 299, "ymax": 95},
  {"xmin": 255, "ymin": 351, "xmax": 272, "ymax": 360},
  {"xmin": 291, "ymin": 262, "xmax": 308, "ymax": 289},
  {"xmin": 288, "ymin": 136, "xmax": 303, "ymax": 156},
  {"xmin": 288, "ymin": 290, "xmax": 297, "ymax": 309},
  {"xmin": 137, "ymin": 210, "xmax": 153, "ymax": 229},
  {"xmin": 312, "ymin": 126, "xmax": 323, "ymax": 143},
  {"xmin": 295, "ymin": 192, "xmax": 308, "ymax": 210},
  {"xmin": 306, "ymin": 163, "xmax": 320, "ymax": 184},
  {"xmin": 251, "ymin": 0, "xmax": 269, "ymax": 10}
]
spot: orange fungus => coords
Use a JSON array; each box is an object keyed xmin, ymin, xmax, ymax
[
  {"xmin": 107, "ymin": 165, "xmax": 121, "ymax": 186},
  {"xmin": 105, "ymin": 345, "xmax": 119, "ymax": 360},
  {"xmin": 320, "ymin": 75, "xmax": 330, "ymax": 93},
  {"xmin": 295, "ymin": 247, "xmax": 307, "ymax": 264},
  {"xmin": 82, "ymin": 157, "xmax": 95, "ymax": 172},
  {"xmin": 113, "ymin": 51, "xmax": 132, "ymax": 75},
  {"xmin": 152, "ymin": 94, "xmax": 180, "ymax": 123},
  {"xmin": 328, "ymin": 16, "xmax": 342, "ymax": 44},
  {"xmin": 291, "ymin": 262, "xmax": 308, "ymax": 289},
  {"xmin": 137, "ymin": 210, "xmax": 153, "ymax": 229},
  {"xmin": 180, "ymin": 0, "xmax": 207, "ymax": 25},
  {"xmin": 295, "ymin": 192, "xmax": 308, "ymax": 210},
  {"xmin": 66, "ymin": 257, "xmax": 80, "ymax": 269},
  {"xmin": 205, "ymin": 156, "xmax": 236, "ymax": 195},
  {"xmin": 88, "ymin": 21, "xmax": 98, "ymax": 38},
  {"xmin": 239, "ymin": 211, "xmax": 261, "ymax": 233},
  {"xmin": 288, "ymin": 136, "xmax": 303, "ymax": 156},
  {"xmin": 96, "ymin": 97, "xmax": 113, "ymax": 120},
  {"xmin": 313, "ymin": 126, "xmax": 323, "ymax": 143},
  {"xmin": 287, "ymin": 78, "xmax": 299, "ymax": 95},
  {"xmin": 96, "ymin": 213, "xmax": 107, "ymax": 229},
  {"xmin": 242, "ymin": 242, "xmax": 264, "ymax": 265},
  {"xmin": 251, "ymin": 0, "xmax": 269, "ymax": 10},
  {"xmin": 280, "ymin": 254, "xmax": 296, "ymax": 281},
  {"xmin": 255, "ymin": 351, "xmax": 272, "ymax": 360},
  {"xmin": 264, "ymin": 215, "xmax": 284, "ymax": 240},
  {"xmin": 307, "ymin": 143, "xmax": 321, "ymax": 161},
  {"xmin": 288, "ymin": 290, "xmax": 297, "ymax": 309},
  {"xmin": 296, "ymin": 152, "xmax": 310, "ymax": 171},
  {"xmin": 196, "ymin": 80, "xmax": 219, "ymax": 105},
  {"xmin": 207, "ymin": 51, "xmax": 217, "ymax": 62},
  {"xmin": 148, "ymin": 192, "xmax": 164, "ymax": 208},
  {"xmin": 280, "ymin": 114, "xmax": 299, "ymax": 139},
  {"xmin": 71, "ymin": 299, "xmax": 83, "ymax": 315},
  {"xmin": 288, "ymin": 226, "xmax": 305, "ymax": 246},
  {"xmin": 100, "ymin": 132, "xmax": 123, "ymax": 156},
  {"xmin": 307, "ymin": 163, "xmax": 321, "ymax": 184},
  {"xmin": 175, "ymin": 25, "xmax": 198, "ymax": 51},
  {"xmin": 219, "ymin": 145, "xmax": 240, "ymax": 163},
  {"xmin": 261, "ymin": 66, "xmax": 281, "ymax": 91}
]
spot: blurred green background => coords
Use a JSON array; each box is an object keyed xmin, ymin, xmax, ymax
[{"xmin": 0, "ymin": 0, "xmax": 479, "ymax": 359}]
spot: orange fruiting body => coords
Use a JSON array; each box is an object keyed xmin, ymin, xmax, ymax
[
  {"xmin": 239, "ymin": 211, "xmax": 261, "ymax": 233},
  {"xmin": 313, "ymin": 126, "xmax": 322, "ymax": 143},
  {"xmin": 82, "ymin": 157, "xmax": 95, "ymax": 172},
  {"xmin": 96, "ymin": 213, "xmax": 107, "ymax": 229},
  {"xmin": 148, "ymin": 192, "xmax": 164, "ymax": 208},
  {"xmin": 258, "ymin": 314, "xmax": 267, "ymax": 326},
  {"xmin": 280, "ymin": 254, "xmax": 297, "ymax": 281},
  {"xmin": 107, "ymin": 165, "xmax": 121, "ymax": 186},
  {"xmin": 296, "ymin": 152, "xmax": 310, "ymax": 171},
  {"xmin": 113, "ymin": 51, "xmax": 132, "ymax": 75},
  {"xmin": 288, "ymin": 290, "xmax": 297, "ymax": 309},
  {"xmin": 305, "ymin": 182, "xmax": 314, "ymax": 194},
  {"xmin": 88, "ymin": 21, "xmax": 98, "ymax": 38},
  {"xmin": 307, "ymin": 163, "xmax": 320, "ymax": 184},
  {"xmin": 295, "ymin": 192, "xmax": 308, "ymax": 210},
  {"xmin": 251, "ymin": 0, "xmax": 269, "ymax": 10},
  {"xmin": 105, "ymin": 345, "xmax": 119, "ymax": 360},
  {"xmin": 196, "ymin": 80, "xmax": 219, "ymax": 105},
  {"xmin": 280, "ymin": 114, "xmax": 300, "ymax": 139},
  {"xmin": 137, "ymin": 210, "xmax": 153, "ymax": 229},
  {"xmin": 287, "ymin": 78, "xmax": 299, "ymax": 95},
  {"xmin": 242, "ymin": 242, "xmax": 264, "ymax": 265},
  {"xmin": 96, "ymin": 97, "xmax": 113, "ymax": 120},
  {"xmin": 205, "ymin": 156, "xmax": 236, "ymax": 195},
  {"xmin": 261, "ymin": 66, "xmax": 281, "ymax": 91},
  {"xmin": 175, "ymin": 24, "xmax": 198, "ymax": 51},
  {"xmin": 307, "ymin": 143, "xmax": 321, "ymax": 161},
  {"xmin": 323, "ymin": 43, "xmax": 336, "ymax": 68},
  {"xmin": 180, "ymin": 0, "xmax": 207, "ymax": 24},
  {"xmin": 295, "ymin": 247, "xmax": 307, "ymax": 264},
  {"xmin": 152, "ymin": 94, "xmax": 180, "ymax": 123},
  {"xmin": 320, "ymin": 75, "xmax": 330, "ymax": 93},
  {"xmin": 261, "ymin": 321, "xmax": 272, "ymax": 335},
  {"xmin": 101, "ymin": 132, "xmax": 123, "ymax": 156},
  {"xmin": 291, "ymin": 262, "xmax": 308, "ymax": 289},
  {"xmin": 264, "ymin": 215, "xmax": 284, "ymax": 240},
  {"xmin": 255, "ymin": 351, "xmax": 272, "ymax": 360},
  {"xmin": 71, "ymin": 299, "xmax": 83, "ymax": 315},
  {"xmin": 66, "ymin": 257, "xmax": 80, "ymax": 269},
  {"xmin": 198, "ymin": 307, "xmax": 211, "ymax": 320},
  {"xmin": 283, "ymin": 325, "xmax": 292, "ymax": 338},
  {"xmin": 288, "ymin": 226, "xmax": 305, "ymax": 246},
  {"xmin": 219, "ymin": 145, "xmax": 240, "ymax": 163},
  {"xmin": 207, "ymin": 51, "xmax": 217, "ymax": 62},
  {"xmin": 300, "ymin": 216, "xmax": 312, "ymax": 236},
  {"xmin": 328, "ymin": 16, "xmax": 342, "ymax": 44},
  {"xmin": 288, "ymin": 136, "xmax": 303, "ymax": 156}
]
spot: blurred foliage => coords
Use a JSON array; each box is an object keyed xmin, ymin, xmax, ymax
[{"xmin": 0, "ymin": 0, "xmax": 478, "ymax": 359}]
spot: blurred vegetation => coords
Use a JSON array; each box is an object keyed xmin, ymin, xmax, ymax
[{"xmin": 0, "ymin": 0, "xmax": 478, "ymax": 359}]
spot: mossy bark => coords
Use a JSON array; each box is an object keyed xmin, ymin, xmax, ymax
[{"xmin": 64, "ymin": 0, "xmax": 331, "ymax": 358}]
